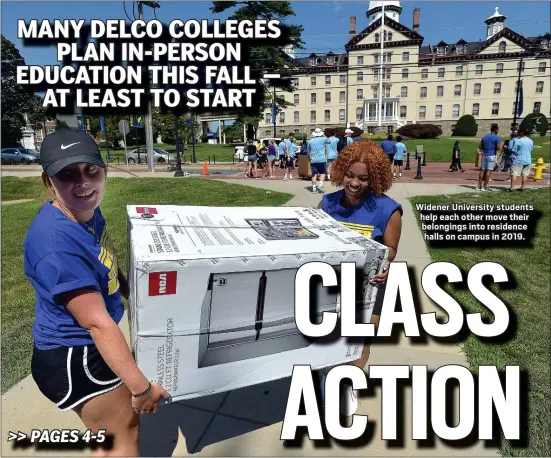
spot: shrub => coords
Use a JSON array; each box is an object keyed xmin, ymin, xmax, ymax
[
  {"xmin": 396, "ymin": 124, "xmax": 442, "ymax": 139},
  {"xmin": 360, "ymin": 132, "xmax": 403, "ymax": 141},
  {"xmin": 519, "ymin": 113, "xmax": 550, "ymax": 137},
  {"xmin": 452, "ymin": 115, "xmax": 478, "ymax": 136},
  {"xmin": 323, "ymin": 126, "xmax": 363, "ymax": 138}
]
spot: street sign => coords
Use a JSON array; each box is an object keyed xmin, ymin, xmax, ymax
[
  {"xmin": 118, "ymin": 120, "xmax": 130, "ymax": 136},
  {"xmin": 99, "ymin": 116, "xmax": 106, "ymax": 133}
]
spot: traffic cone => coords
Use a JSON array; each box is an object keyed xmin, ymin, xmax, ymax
[{"xmin": 202, "ymin": 160, "xmax": 208, "ymax": 176}]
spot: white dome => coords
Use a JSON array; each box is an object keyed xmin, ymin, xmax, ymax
[{"xmin": 368, "ymin": 1, "xmax": 401, "ymax": 10}]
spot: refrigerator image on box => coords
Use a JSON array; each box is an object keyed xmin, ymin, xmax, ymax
[{"xmin": 197, "ymin": 267, "xmax": 345, "ymax": 368}]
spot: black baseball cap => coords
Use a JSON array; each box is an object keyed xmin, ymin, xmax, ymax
[{"xmin": 40, "ymin": 129, "xmax": 106, "ymax": 177}]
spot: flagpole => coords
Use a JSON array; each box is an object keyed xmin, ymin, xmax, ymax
[
  {"xmin": 272, "ymin": 85, "xmax": 277, "ymax": 138},
  {"xmin": 378, "ymin": 1, "xmax": 385, "ymax": 127},
  {"xmin": 512, "ymin": 57, "xmax": 523, "ymax": 133}
]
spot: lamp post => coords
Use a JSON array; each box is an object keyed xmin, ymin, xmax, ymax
[
  {"xmin": 512, "ymin": 57, "xmax": 523, "ymax": 134},
  {"xmin": 191, "ymin": 111, "xmax": 197, "ymax": 164},
  {"xmin": 378, "ymin": 1, "xmax": 385, "ymax": 129},
  {"xmin": 173, "ymin": 113, "xmax": 184, "ymax": 177}
]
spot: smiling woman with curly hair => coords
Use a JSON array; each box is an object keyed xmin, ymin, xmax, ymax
[{"xmin": 316, "ymin": 140, "xmax": 403, "ymax": 417}]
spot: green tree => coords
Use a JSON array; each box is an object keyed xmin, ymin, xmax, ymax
[
  {"xmin": 210, "ymin": 1, "xmax": 304, "ymax": 140},
  {"xmin": 56, "ymin": 119, "xmax": 70, "ymax": 130},
  {"xmin": 519, "ymin": 112, "xmax": 550, "ymax": 137},
  {"xmin": 452, "ymin": 114, "xmax": 478, "ymax": 137},
  {"xmin": 1, "ymin": 35, "xmax": 50, "ymax": 146}
]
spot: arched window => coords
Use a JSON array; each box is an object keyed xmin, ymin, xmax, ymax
[
  {"xmin": 375, "ymin": 33, "xmax": 380, "ymax": 43},
  {"xmin": 498, "ymin": 41, "xmax": 506, "ymax": 53}
]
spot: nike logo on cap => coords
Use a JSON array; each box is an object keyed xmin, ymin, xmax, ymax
[{"xmin": 61, "ymin": 142, "xmax": 80, "ymax": 149}]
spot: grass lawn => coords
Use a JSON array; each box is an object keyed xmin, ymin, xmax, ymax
[
  {"xmin": 1, "ymin": 177, "xmax": 293, "ymax": 394},
  {"xmin": 411, "ymin": 189, "xmax": 550, "ymax": 457},
  {"xmin": 401, "ymin": 135, "xmax": 550, "ymax": 163},
  {"xmin": 101, "ymin": 143, "xmax": 239, "ymax": 165}
]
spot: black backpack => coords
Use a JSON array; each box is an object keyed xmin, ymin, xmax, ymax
[{"xmin": 337, "ymin": 136, "xmax": 347, "ymax": 153}]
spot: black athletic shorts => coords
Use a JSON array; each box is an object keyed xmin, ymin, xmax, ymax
[{"xmin": 31, "ymin": 344, "xmax": 122, "ymax": 411}]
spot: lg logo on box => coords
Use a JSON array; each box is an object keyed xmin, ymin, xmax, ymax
[{"xmin": 149, "ymin": 271, "xmax": 177, "ymax": 296}]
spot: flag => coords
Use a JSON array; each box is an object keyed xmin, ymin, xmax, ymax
[
  {"xmin": 517, "ymin": 81, "xmax": 523, "ymax": 116},
  {"xmin": 76, "ymin": 115, "xmax": 84, "ymax": 131},
  {"xmin": 99, "ymin": 116, "xmax": 106, "ymax": 133}
]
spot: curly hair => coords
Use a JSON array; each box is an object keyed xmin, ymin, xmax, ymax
[{"xmin": 330, "ymin": 141, "xmax": 393, "ymax": 195}]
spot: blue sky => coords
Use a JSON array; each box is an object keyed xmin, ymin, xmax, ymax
[{"xmin": 2, "ymin": 1, "xmax": 550, "ymax": 66}]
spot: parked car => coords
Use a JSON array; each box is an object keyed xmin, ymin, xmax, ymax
[
  {"xmin": 15, "ymin": 147, "xmax": 41, "ymax": 162},
  {"xmin": 1, "ymin": 148, "xmax": 40, "ymax": 165},
  {"xmin": 124, "ymin": 147, "xmax": 176, "ymax": 164},
  {"xmin": 234, "ymin": 138, "xmax": 282, "ymax": 161}
]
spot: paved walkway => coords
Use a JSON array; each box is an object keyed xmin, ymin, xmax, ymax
[{"xmin": 1, "ymin": 179, "xmax": 499, "ymax": 457}]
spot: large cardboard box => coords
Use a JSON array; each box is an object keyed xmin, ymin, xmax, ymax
[
  {"xmin": 298, "ymin": 154, "xmax": 311, "ymax": 178},
  {"xmin": 126, "ymin": 205, "xmax": 388, "ymax": 402}
]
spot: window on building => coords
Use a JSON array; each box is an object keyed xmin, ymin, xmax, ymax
[
  {"xmin": 374, "ymin": 54, "xmax": 380, "ymax": 64},
  {"xmin": 498, "ymin": 41, "xmax": 506, "ymax": 53},
  {"xmin": 357, "ymin": 56, "xmax": 364, "ymax": 65},
  {"xmin": 455, "ymin": 85, "xmax": 462, "ymax": 96},
  {"xmin": 400, "ymin": 105, "xmax": 407, "ymax": 118},
  {"xmin": 539, "ymin": 62, "xmax": 547, "ymax": 73},
  {"xmin": 402, "ymin": 69, "xmax": 408, "ymax": 79},
  {"xmin": 456, "ymin": 66, "xmax": 463, "ymax": 77},
  {"xmin": 279, "ymin": 112, "xmax": 286, "ymax": 123},
  {"xmin": 456, "ymin": 44, "xmax": 466, "ymax": 54},
  {"xmin": 383, "ymin": 67, "xmax": 391, "ymax": 80},
  {"xmin": 402, "ymin": 52, "xmax": 409, "ymax": 62},
  {"xmin": 383, "ymin": 52, "xmax": 392, "ymax": 63},
  {"xmin": 339, "ymin": 109, "xmax": 345, "ymax": 121},
  {"xmin": 294, "ymin": 111, "xmax": 299, "ymax": 123},
  {"xmin": 492, "ymin": 103, "xmax": 499, "ymax": 115},
  {"xmin": 48, "ymin": 128, "xmax": 55, "ymax": 134},
  {"xmin": 374, "ymin": 68, "xmax": 380, "ymax": 81},
  {"xmin": 542, "ymin": 38, "xmax": 550, "ymax": 48},
  {"xmin": 536, "ymin": 81, "xmax": 544, "ymax": 93},
  {"xmin": 401, "ymin": 86, "xmax": 408, "ymax": 97},
  {"xmin": 311, "ymin": 93, "xmax": 317, "ymax": 103},
  {"xmin": 437, "ymin": 86, "xmax": 444, "ymax": 97},
  {"xmin": 325, "ymin": 92, "xmax": 331, "ymax": 103},
  {"xmin": 294, "ymin": 94, "xmax": 299, "ymax": 104},
  {"xmin": 472, "ymin": 103, "xmax": 480, "ymax": 116},
  {"xmin": 309, "ymin": 58, "xmax": 317, "ymax": 66},
  {"xmin": 512, "ymin": 102, "xmax": 519, "ymax": 115},
  {"xmin": 494, "ymin": 82, "xmax": 501, "ymax": 94},
  {"xmin": 356, "ymin": 107, "xmax": 363, "ymax": 121},
  {"xmin": 357, "ymin": 72, "xmax": 363, "ymax": 82},
  {"xmin": 357, "ymin": 89, "xmax": 363, "ymax": 100},
  {"xmin": 475, "ymin": 64, "xmax": 483, "ymax": 75},
  {"xmin": 383, "ymin": 31, "xmax": 393, "ymax": 41},
  {"xmin": 496, "ymin": 63, "xmax": 504, "ymax": 74},
  {"xmin": 438, "ymin": 68, "xmax": 445, "ymax": 77},
  {"xmin": 385, "ymin": 86, "xmax": 391, "ymax": 97},
  {"xmin": 420, "ymin": 87, "xmax": 427, "ymax": 98},
  {"xmin": 419, "ymin": 106, "xmax": 426, "ymax": 118},
  {"xmin": 474, "ymin": 83, "xmax": 481, "ymax": 95},
  {"xmin": 311, "ymin": 76, "xmax": 316, "ymax": 86},
  {"xmin": 340, "ymin": 75, "xmax": 346, "ymax": 83},
  {"xmin": 373, "ymin": 88, "xmax": 379, "ymax": 99},
  {"xmin": 375, "ymin": 33, "xmax": 380, "ymax": 43},
  {"xmin": 311, "ymin": 110, "xmax": 316, "ymax": 122},
  {"xmin": 435, "ymin": 105, "xmax": 442, "ymax": 117},
  {"xmin": 534, "ymin": 102, "xmax": 541, "ymax": 113},
  {"xmin": 421, "ymin": 69, "xmax": 428, "ymax": 79},
  {"xmin": 324, "ymin": 110, "xmax": 331, "ymax": 122},
  {"xmin": 339, "ymin": 91, "xmax": 345, "ymax": 103},
  {"xmin": 265, "ymin": 113, "xmax": 271, "ymax": 123},
  {"xmin": 292, "ymin": 78, "xmax": 299, "ymax": 87},
  {"xmin": 325, "ymin": 75, "xmax": 331, "ymax": 85},
  {"xmin": 437, "ymin": 46, "xmax": 446, "ymax": 55},
  {"xmin": 453, "ymin": 104, "xmax": 460, "ymax": 117},
  {"xmin": 518, "ymin": 61, "xmax": 525, "ymax": 72}
]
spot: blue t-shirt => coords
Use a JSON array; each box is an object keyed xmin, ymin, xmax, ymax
[
  {"xmin": 326, "ymin": 136, "xmax": 339, "ymax": 160},
  {"xmin": 347, "ymin": 137, "xmax": 353, "ymax": 145},
  {"xmin": 513, "ymin": 137, "xmax": 533, "ymax": 165},
  {"xmin": 321, "ymin": 189, "xmax": 403, "ymax": 243},
  {"xmin": 380, "ymin": 140, "xmax": 397, "ymax": 156},
  {"xmin": 24, "ymin": 202, "xmax": 124, "ymax": 350},
  {"xmin": 394, "ymin": 142, "xmax": 406, "ymax": 161},
  {"xmin": 506, "ymin": 138, "xmax": 517, "ymax": 156},
  {"xmin": 278, "ymin": 141, "xmax": 287, "ymax": 155},
  {"xmin": 288, "ymin": 142, "xmax": 298, "ymax": 158},
  {"xmin": 308, "ymin": 137, "xmax": 327, "ymax": 163},
  {"xmin": 480, "ymin": 133, "xmax": 501, "ymax": 156}
]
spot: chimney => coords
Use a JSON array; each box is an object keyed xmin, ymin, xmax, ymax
[
  {"xmin": 413, "ymin": 8, "xmax": 420, "ymax": 33},
  {"xmin": 350, "ymin": 16, "xmax": 356, "ymax": 39}
]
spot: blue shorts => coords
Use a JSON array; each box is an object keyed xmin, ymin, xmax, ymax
[
  {"xmin": 311, "ymin": 162, "xmax": 327, "ymax": 176},
  {"xmin": 481, "ymin": 155, "xmax": 497, "ymax": 170}
]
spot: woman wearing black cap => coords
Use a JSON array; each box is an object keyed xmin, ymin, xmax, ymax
[{"xmin": 23, "ymin": 129, "xmax": 168, "ymax": 456}]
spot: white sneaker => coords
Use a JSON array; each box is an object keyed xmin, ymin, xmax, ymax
[
  {"xmin": 290, "ymin": 175, "xmax": 294, "ymax": 180},
  {"xmin": 283, "ymin": 176, "xmax": 288, "ymax": 181},
  {"xmin": 340, "ymin": 383, "xmax": 359, "ymax": 416},
  {"xmin": 312, "ymin": 186, "xmax": 318, "ymax": 194}
]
